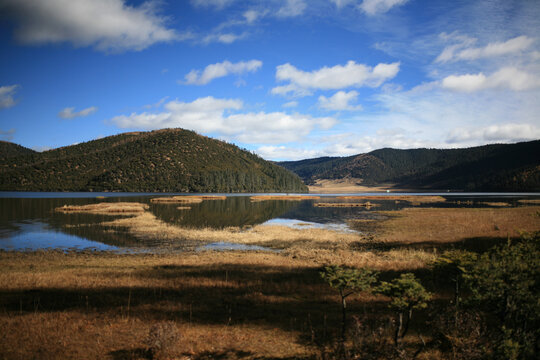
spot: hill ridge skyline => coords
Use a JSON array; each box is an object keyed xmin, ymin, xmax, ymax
[{"xmin": 0, "ymin": 128, "xmax": 307, "ymax": 193}]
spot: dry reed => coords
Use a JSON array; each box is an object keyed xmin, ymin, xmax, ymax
[
  {"xmin": 478, "ymin": 202, "xmax": 511, "ymax": 207},
  {"xmin": 314, "ymin": 202, "xmax": 378, "ymax": 208},
  {"xmin": 518, "ymin": 199, "xmax": 540, "ymax": 204},
  {"xmin": 151, "ymin": 195, "xmax": 227, "ymax": 204},
  {"xmin": 197, "ymin": 195, "xmax": 227, "ymax": 200},
  {"xmin": 337, "ymin": 195, "xmax": 446, "ymax": 203},
  {"xmin": 100, "ymin": 211, "xmax": 359, "ymax": 247},
  {"xmin": 55, "ymin": 202, "xmax": 149, "ymax": 214},
  {"xmin": 150, "ymin": 196, "xmax": 203, "ymax": 204},
  {"xmin": 372, "ymin": 206, "xmax": 540, "ymax": 244},
  {"xmin": 250, "ymin": 195, "xmax": 320, "ymax": 202}
]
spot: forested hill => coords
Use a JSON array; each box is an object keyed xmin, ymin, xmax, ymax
[
  {"xmin": 278, "ymin": 140, "xmax": 540, "ymax": 192},
  {"xmin": 0, "ymin": 141, "xmax": 37, "ymax": 160},
  {"xmin": 0, "ymin": 129, "xmax": 308, "ymax": 193}
]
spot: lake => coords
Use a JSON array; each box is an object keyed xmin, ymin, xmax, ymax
[{"xmin": 1, "ymin": 192, "xmax": 538, "ymax": 251}]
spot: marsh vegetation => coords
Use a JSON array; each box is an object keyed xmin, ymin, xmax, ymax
[{"xmin": 0, "ymin": 194, "xmax": 539, "ymax": 359}]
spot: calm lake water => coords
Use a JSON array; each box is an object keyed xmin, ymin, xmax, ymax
[{"xmin": 1, "ymin": 192, "xmax": 539, "ymax": 251}]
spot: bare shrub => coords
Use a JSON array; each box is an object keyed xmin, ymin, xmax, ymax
[
  {"xmin": 430, "ymin": 309, "xmax": 488, "ymax": 360},
  {"xmin": 144, "ymin": 321, "xmax": 181, "ymax": 360}
]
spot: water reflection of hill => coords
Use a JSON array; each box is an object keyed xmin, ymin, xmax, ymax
[
  {"xmin": 2, "ymin": 194, "xmax": 535, "ymax": 250},
  {"xmin": 0, "ymin": 197, "xmax": 148, "ymax": 247},
  {"xmin": 151, "ymin": 197, "xmax": 300, "ymax": 229},
  {"xmin": 278, "ymin": 200, "xmax": 402, "ymax": 224},
  {"xmin": 0, "ymin": 196, "xmax": 301, "ymax": 249}
]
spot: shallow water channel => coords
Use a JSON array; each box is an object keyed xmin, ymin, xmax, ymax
[{"xmin": 0, "ymin": 192, "xmax": 538, "ymax": 252}]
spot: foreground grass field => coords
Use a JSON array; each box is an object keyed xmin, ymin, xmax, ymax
[{"xmin": 1, "ymin": 205, "xmax": 538, "ymax": 359}]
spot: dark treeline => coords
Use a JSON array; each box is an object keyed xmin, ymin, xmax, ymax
[
  {"xmin": 0, "ymin": 129, "xmax": 308, "ymax": 193},
  {"xmin": 279, "ymin": 140, "xmax": 540, "ymax": 191}
]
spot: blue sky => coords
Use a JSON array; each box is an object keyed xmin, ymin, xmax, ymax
[{"xmin": 0, "ymin": 0, "xmax": 539, "ymax": 160}]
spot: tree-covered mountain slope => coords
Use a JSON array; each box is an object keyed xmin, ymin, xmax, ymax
[
  {"xmin": 0, "ymin": 141, "xmax": 36, "ymax": 160},
  {"xmin": 279, "ymin": 140, "xmax": 540, "ymax": 192},
  {"xmin": 0, "ymin": 129, "xmax": 308, "ymax": 193}
]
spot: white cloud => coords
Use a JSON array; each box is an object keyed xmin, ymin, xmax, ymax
[
  {"xmin": 271, "ymin": 84, "xmax": 313, "ymax": 98},
  {"xmin": 229, "ymin": 112, "xmax": 335, "ymax": 143},
  {"xmin": 32, "ymin": 146, "xmax": 52, "ymax": 152},
  {"xmin": 360, "ymin": 0, "xmax": 409, "ymax": 15},
  {"xmin": 321, "ymin": 132, "xmax": 433, "ymax": 157},
  {"xmin": 441, "ymin": 73, "xmax": 487, "ymax": 92},
  {"xmin": 360, "ymin": 81, "xmax": 540, "ymax": 149},
  {"xmin": 434, "ymin": 32, "xmax": 477, "ymax": 63},
  {"xmin": 256, "ymin": 129, "xmax": 440, "ymax": 160},
  {"xmin": 282, "ymin": 101, "xmax": 299, "ymax": 108},
  {"xmin": 276, "ymin": 0, "xmax": 307, "ymax": 18},
  {"xmin": 0, "ymin": 85, "xmax": 20, "ymax": 109},
  {"xmin": 0, "ymin": 0, "xmax": 179, "ymax": 52},
  {"xmin": 144, "ymin": 97, "xmax": 170, "ymax": 109},
  {"xmin": 243, "ymin": 10, "xmax": 262, "ymax": 23},
  {"xmin": 0, "ymin": 129, "xmax": 16, "ymax": 142},
  {"xmin": 183, "ymin": 60, "xmax": 262, "ymax": 85},
  {"xmin": 272, "ymin": 61, "xmax": 400, "ymax": 96},
  {"xmin": 446, "ymin": 124, "xmax": 540, "ymax": 144},
  {"xmin": 256, "ymin": 145, "xmax": 320, "ymax": 161},
  {"xmin": 318, "ymin": 90, "xmax": 363, "ymax": 111},
  {"xmin": 330, "ymin": 0, "xmax": 356, "ymax": 9},
  {"xmin": 110, "ymin": 96, "xmax": 336, "ymax": 144},
  {"xmin": 436, "ymin": 35, "xmax": 535, "ymax": 63},
  {"xmin": 441, "ymin": 67, "xmax": 540, "ymax": 92},
  {"xmin": 190, "ymin": 0, "xmax": 235, "ymax": 9},
  {"xmin": 58, "ymin": 106, "xmax": 98, "ymax": 119},
  {"xmin": 202, "ymin": 32, "xmax": 247, "ymax": 44},
  {"xmin": 329, "ymin": 0, "xmax": 408, "ymax": 15}
]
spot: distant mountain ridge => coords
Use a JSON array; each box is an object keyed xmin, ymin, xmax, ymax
[
  {"xmin": 278, "ymin": 140, "xmax": 540, "ymax": 192},
  {"xmin": 0, "ymin": 129, "xmax": 307, "ymax": 193}
]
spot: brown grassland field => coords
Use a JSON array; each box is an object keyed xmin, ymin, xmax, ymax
[{"xmin": 0, "ymin": 200, "xmax": 539, "ymax": 359}]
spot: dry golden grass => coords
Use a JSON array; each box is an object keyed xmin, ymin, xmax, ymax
[
  {"xmin": 250, "ymin": 195, "xmax": 320, "ymax": 201},
  {"xmin": 337, "ymin": 195, "xmax": 446, "ymax": 203},
  {"xmin": 150, "ymin": 196, "xmax": 204, "ymax": 204},
  {"xmin": 151, "ymin": 195, "xmax": 227, "ymax": 204},
  {"xmin": 102, "ymin": 211, "xmax": 351, "ymax": 246},
  {"xmin": 0, "ymin": 249, "xmax": 441, "ymax": 359},
  {"xmin": 0, "ymin": 245, "xmax": 447, "ymax": 360},
  {"xmin": 0, "ymin": 251, "xmax": 321, "ymax": 359},
  {"xmin": 477, "ymin": 202, "xmax": 511, "ymax": 207},
  {"xmin": 518, "ymin": 199, "xmax": 540, "ymax": 204},
  {"xmin": 371, "ymin": 206, "xmax": 540, "ymax": 244},
  {"xmin": 55, "ymin": 202, "xmax": 149, "ymax": 214},
  {"xmin": 314, "ymin": 202, "xmax": 378, "ymax": 208},
  {"xmin": 7, "ymin": 203, "xmax": 535, "ymax": 359},
  {"xmin": 198, "ymin": 195, "xmax": 227, "ymax": 200},
  {"xmin": 0, "ymin": 247, "xmax": 444, "ymax": 360},
  {"xmin": 97, "ymin": 210, "xmax": 436, "ymax": 270},
  {"xmin": 308, "ymin": 178, "xmax": 400, "ymax": 193}
]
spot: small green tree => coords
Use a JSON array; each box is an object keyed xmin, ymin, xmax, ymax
[
  {"xmin": 320, "ymin": 265, "xmax": 379, "ymax": 343},
  {"xmin": 464, "ymin": 232, "xmax": 539, "ymax": 360},
  {"xmin": 431, "ymin": 250, "xmax": 477, "ymax": 309},
  {"xmin": 377, "ymin": 273, "xmax": 431, "ymax": 346}
]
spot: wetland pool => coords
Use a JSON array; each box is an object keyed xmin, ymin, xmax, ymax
[{"xmin": 1, "ymin": 192, "xmax": 538, "ymax": 251}]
